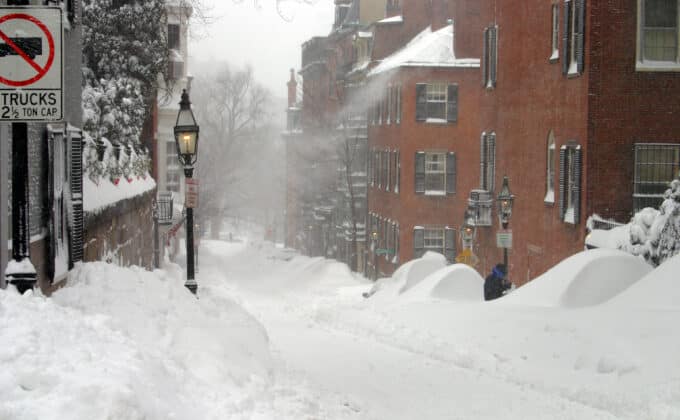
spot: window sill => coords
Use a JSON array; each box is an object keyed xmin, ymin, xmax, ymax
[
  {"xmin": 635, "ymin": 62, "xmax": 680, "ymax": 72},
  {"xmin": 423, "ymin": 118, "xmax": 449, "ymax": 124},
  {"xmin": 424, "ymin": 190, "xmax": 446, "ymax": 196},
  {"xmin": 544, "ymin": 191, "xmax": 555, "ymax": 205},
  {"xmin": 549, "ymin": 51, "xmax": 559, "ymax": 64}
]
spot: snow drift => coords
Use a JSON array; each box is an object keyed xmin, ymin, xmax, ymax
[{"xmin": 402, "ymin": 263, "xmax": 484, "ymax": 301}]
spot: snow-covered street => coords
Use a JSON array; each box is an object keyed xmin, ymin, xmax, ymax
[{"xmin": 2, "ymin": 235, "xmax": 680, "ymax": 419}]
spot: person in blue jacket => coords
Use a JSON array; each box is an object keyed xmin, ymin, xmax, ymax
[{"xmin": 484, "ymin": 263, "xmax": 511, "ymax": 301}]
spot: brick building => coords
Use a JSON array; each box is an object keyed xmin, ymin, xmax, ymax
[{"xmin": 289, "ymin": 0, "xmax": 680, "ymax": 283}]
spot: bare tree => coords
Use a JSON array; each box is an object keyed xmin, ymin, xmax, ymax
[{"xmin": 192, "ymin": 64, "xmax": 272, "ymax": 237}]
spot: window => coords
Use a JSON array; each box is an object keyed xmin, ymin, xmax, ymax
[
  {"xmin": 559, "ymin": 144, "xmax": 582, "ymax": 224},
  {"xmin": 415, "ymin": 152, "xmax": 456, "ymax": 195},
  {"xmin": 563, "ymin": 0, "xmax": 585, "ymax": 76},
  {"xmin": 392, "ymin": 150, "xmax": 400, "ymax": 193},
  {"xmin": 551, "ymin": 4, "xmax": 560, "ymax": 61},
  {"xmin": 386, "ymin": 86, "xmax": 392, "ymax": 125},
  {"xmin": 383, "ymin": 150, "xmax": 390, "ymax": 191},
  {"xmin": 396, "ymin": 84, "xmax": 402, "ymax": 124},
  {"xmin": 168, "ymin": 24, "xmax": 180, "ymax": 50},
  {"xmin": 168, "ymin": 60, "xmax": 184, "ymax": 80},
  {"xmin": 413, "ymin": 227, "xmax": 456, "ymax": 262},
  {"xmin": 634, "ymin": 143, "xmax": 680, "ymax": 211},
  {"xmin": 545, "ymin": 130, "xmax": 556, "ymax": 203},
  {"xmin": 637, "ymin": 0, "xmax": 680, "ymax": 69},
  {"xmin": 415, "ymin": 83, "xmax": 458, "ymax": 122},
  {"xmin": 482, "ymin": 25, "xmax": 498, "ymax": 88},
  {"xmin": 480, "ymin": 132, "xmax": 496, "ymax": 192}
]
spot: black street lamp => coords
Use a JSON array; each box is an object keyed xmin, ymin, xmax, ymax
[
  {"xmin": 174, "ymin": 89, "xmax": 200, "ymax": 294},
  {"xmin": 497, "ymin": 176, "xmax": 515, "ymax": 269}
]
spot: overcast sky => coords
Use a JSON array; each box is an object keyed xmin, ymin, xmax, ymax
[{"xmin": 188, "ymin": 0, "xmax": 335, "ymax": 98}]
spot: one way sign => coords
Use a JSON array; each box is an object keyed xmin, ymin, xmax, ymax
[{"xmin": 0, "ymin": 6, "xmax": 63, "ymax": 121}]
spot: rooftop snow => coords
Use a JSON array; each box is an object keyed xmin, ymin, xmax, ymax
[
  {"xmin": 378, "ymin": 15, "xmax": 403, "ymax": 24},
  {"xmin": 369, "ymin": 25, "xmax": 480, "ymax": 76}
]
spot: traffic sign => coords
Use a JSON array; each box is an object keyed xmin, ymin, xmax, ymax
[
  {"xmin": 0, "ymin": 7, "xmax": 62, "ymax": 121},
  {"xmin": 185, "ymin": 178, "xmax": 199, "ymax": 209},
  {"xmin": 455, "ymin": 248, "xmax": 479, "ymax": 267},
  {"xmin": 375, "ymin": 248, "xmax": 394, "ymax": 256}
]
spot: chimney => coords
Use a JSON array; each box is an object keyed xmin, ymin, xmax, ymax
[
  {"xmin": 430, "ymin": 0, "xmax": 448, "ymax": 31},
  {"xmin": 287, "ymin": 68, "xmax": 297, "ymax": 108}
]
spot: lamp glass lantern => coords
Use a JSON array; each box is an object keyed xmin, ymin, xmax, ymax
[
  {"xmin": 497, "ymin": 176, "xmax": 515, "ymax": 228},
  {"xmin": 461, "ymin": 207, "xmax": 476, "ymax": 244},
  {"xmin": 173, "ymin": 89, "xmax": 200, "ymax": 168}
]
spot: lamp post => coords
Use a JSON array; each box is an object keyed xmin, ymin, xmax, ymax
[
  {"xmin": 174, "ymin": 89, "xmax": 200, "ymax": 294},
  {"xmin": 497, "ymin": 176, "xmax": 515, "ymax": 269},
  {"xmin": 371, "ymin": 230, "xmax": 378, "ymax": 281},
  {"xmin": 460, "ymin": 206, "xmax": 476, "ymax": 251}
]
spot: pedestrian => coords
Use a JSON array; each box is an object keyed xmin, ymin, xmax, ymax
[{"xmin": 484, "ymin": 263, "xmax": 511, "ymax": 301}]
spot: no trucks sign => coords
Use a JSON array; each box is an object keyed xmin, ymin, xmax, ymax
[{"xmin": 0, "ymin": 7, "xmax": 62, "ymax": 122}]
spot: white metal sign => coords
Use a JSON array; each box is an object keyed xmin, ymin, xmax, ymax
[
  {"xmin": 0, "ymin": 7, "xmax": 62, "ymax": 121},
  {"xmin": 185, "ymin": 178, "xmax": 199, "ymax": 209},
  {"xmin": 496, "ymin": 230, "xmax": 513, "ymax": 249}
]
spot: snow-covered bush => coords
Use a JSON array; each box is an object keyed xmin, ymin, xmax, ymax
[
  {"xmin": 620, "ymin": 174, "xmax": 680, "ymax": 266},
  {"xmin": 81, "ymin": 0, "xmax": 168, "ymax": 184}
]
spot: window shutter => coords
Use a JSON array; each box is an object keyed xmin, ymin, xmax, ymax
[
  {"xmin": 415, "ymin": 152, "xmax": 426, "ymax": 193},
  {"xmin": 416, "ymin": 83, "xmax": 427, "ymax": 121},
  {"xmin": 413, "ymin": 227, "xmax": 424, "ymax": 258},
  {"xmin": 68, "ymin": 127, "xmax": 84, "ymax": 266},
  {"xmin": 395, "ymin": 150, "xmax": 400, "ymax": 193},
  {"xmin": 573, "ymin": 147, "xmax": 582, "ymax": 224},
  {"xmin": 446, "ymin": 84, "xmax": 458, "ymax": 122},
  {"xmin": 395, "ymin": 223, "xmax": 400, "ymax": 262},
  {"xmin": 446, "ymin": 152, "xmax": 456, "ymax": 194},
  {"xmin": 575, "ymin": 0, "xmax": 585, "ymax": 74},
  {"xmin": 563, "ymin": 0, "xmax": 571, "ymax": 75},
  {"xmin": 386, "ymin": 150, "xmax": 391, "ymax": 192},
  {"xmin": 559, "ymin": 145, "xmax": 567, "ymax": 219},
  {"xmin": 489, "ymin": 26, "xmax": 498, "ymax": 88},
  {"xmin": 444, "ymin": 227, "xmax": 456, "ymax": 263},
  {"xmin": 482, "ymin": 27, "xmax": 489, "ymax": 86},
  {"xmin": 397, "ymin": 85, "xmax": 402, "ymax": 123},
  {"xmin": 487, "ymin": 132, "xmax": 496, "ymax": 192},
  {"xmin": 480, "ymin": 132, "xmax": 488, "ymax": 189}
]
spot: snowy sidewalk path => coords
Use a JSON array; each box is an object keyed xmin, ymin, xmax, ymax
[{"xmin": 197, "ymin": 240, "xmax": 627, "ymax": 420}]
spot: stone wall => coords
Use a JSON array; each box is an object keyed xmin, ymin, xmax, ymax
[{"xmin": 83, "ymin": 190, "xmax": 155, "ymax": 270}]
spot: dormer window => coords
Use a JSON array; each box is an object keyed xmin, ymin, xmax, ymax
[{"xmin": 168, "ymin": 23, "xmax": 180, "ymax": 51}]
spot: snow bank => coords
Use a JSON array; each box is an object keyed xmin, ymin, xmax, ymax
[
  {"xmin": 403, "ymin": 263, "xmax": 484, "ymax": 301},
  {"xmin": 607, "ymin": 252, "xmax": 680, "ymax": 309},
  {"xmin": 365, "ymin": 252, "xmax": 447, "ymax": 298},
  {"xmin": 83, "ymin": 173, "xmax": 156, "ymax": 213},
  {"xmin": 502, "ymin": 249, "xmax": 653, "ymax": 307},
  {"xmin": 0, "ymin": 261, "xmax": 273, "ymax": 420}
]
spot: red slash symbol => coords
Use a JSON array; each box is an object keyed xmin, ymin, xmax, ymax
[{"xmin": 0, "ymin": 13, "xmax": 55, "ymax": 87}]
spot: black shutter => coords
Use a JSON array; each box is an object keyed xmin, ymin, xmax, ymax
[
  {"xmin": 416, "ymin": 83, "xmax": 427, "ymax": 121},
  {"xmin": 480, "ymin": 132, "xmax": 488, "ymax": 189},
  {"xmin": 573, "ymin": 147, "xmax": 582, "ymax": 224},
  {"xmin": 46, "ymin": 125, "xmax": 62, "ymax": 280},
  {"xmin": 415, "ymin": 152, "xmax": 426, "ymax": 193},
  {"xmin": 563, "ymin": 0, "xmax": 571, "ymax": 75},
  {"xmin": 414, "ymin": 227, "xmax": 424, "ymax": 258},
  {"xmin": 482, "ymin": 27, "xmax": 489, "ymax": 86},
  {"xmin": 559, "ymin": 145, "xmax": 567, "ymax": 219},
  {"xmin": 489, "ymin": 26, "xmax": 498, "ymax": 88},
  {"xmin": 446, "ymin": 84, "xmax": 458, "ymax": 122},
  {"xmin": 446, "ymin": 152, "xmax": 456, "ymax": 194},
  {"xmin": 395, "ymin": 224, "xmax": 400, "ymax": 262},
  {"xmin": 68, "ymin": 127, "xmax": 84, "ymax": 266},
  {"xmin": 444, "ymin": 227, "xmax": 456, "ymax": 263},
  {"xmin": 396, "ymin": 150, "xmax": 400, "ymax": 193},
  {"xmin": 575, "ymin": 0, "xmax": 585, "ymax": 74},
  {"xmin": 487, "ymin": 132, "xmax": 496, "ymax": 192}
]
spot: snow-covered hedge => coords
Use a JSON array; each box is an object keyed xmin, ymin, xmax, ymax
[{"xmin": 599, "ymin": 174, "xmax": 680, "ymax": 267}]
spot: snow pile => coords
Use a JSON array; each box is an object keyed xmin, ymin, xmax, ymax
[
  {"xmin": 607, "ymin": 252, "xmax": 680, "ymax": 309},
  {"xmin": 502, "ymin": 249, "xmax": 653, "ymax": 307},
  {"xmin": 403, "ymin": 263, "xmax": 484, "ymax": 301},
  {"xmin": 366, "ymin": 251, "xmax": 447, "ymax": 298},
  {"xmin": 0, "ymin": 261, "xmax": 273, "ymax": 420},
  {"xmin": 369, "ymin": 25, "xmax": 479, "ymax": 76}
]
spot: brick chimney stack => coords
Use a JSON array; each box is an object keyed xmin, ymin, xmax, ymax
[{"xmin": 287, "ymin": 68, "xmax": 297, "ymax": 108}]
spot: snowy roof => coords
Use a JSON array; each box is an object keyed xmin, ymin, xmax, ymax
[
  {"xmin": 378, "ymin": 15, "xmax": 403, "ymax": 24},
  {"xmin": 368, "ymin": 25, "xmax": 480, "ymax": 77}
]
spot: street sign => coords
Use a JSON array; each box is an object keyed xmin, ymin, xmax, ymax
[
  {"xmin": 0, "ymin": 7, "xmax": 62, "ymax": 121},
  {"xmin": 375, "ymin": 248, "xmax": 394, "ymax": 256},
  {"xmin": 497, "ymin": 230, "xmax": 513, "ymax": 249},
  {"xmin": 185, "ymin": 178, "xmax": 199, "ymax": 208}
]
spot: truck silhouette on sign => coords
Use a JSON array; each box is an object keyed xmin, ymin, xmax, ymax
[{"xmin": 0, "ymin": 37, "xmax": 42, "ymax": 60}]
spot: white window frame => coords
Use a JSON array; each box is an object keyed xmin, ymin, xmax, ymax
[
  {"xmin": 423, "ymin": 228, "xmax": 445, "ymax": 254},
  {"xmin": 425, "ymin": 82, "xmax": 447, "ymax": 122},
  {"xmin": 566, "ymin": 0, "xmax": 579, "ymax": 75},
  {"xmin": 636, "ymin": 0, "xmax": 680, "ymax": 71},
  {"xmin": 425, "ymin": 151, "xmax": 447, "ymax": 194},
  {"xmin": 551, "ymin": 3, "xmax": 560, "ymax": 61},
  {"xmin": 545, "ymin": 130, "xmax": 556, "ymax": 203},
  {"xmin": 563, "ymin": 145, "xmax": 579, "ymax": 224}
]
